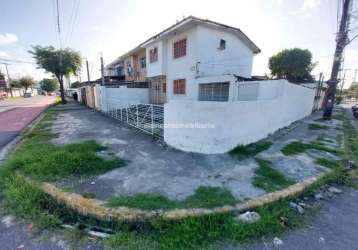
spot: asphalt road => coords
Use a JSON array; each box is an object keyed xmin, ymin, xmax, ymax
[{"xmin": 0, "ymin": 96, "xmax": 55, "ymax": 150}]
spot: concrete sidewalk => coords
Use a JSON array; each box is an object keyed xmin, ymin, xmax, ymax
[{"xmin": 51, "ymin": 103, "xmax": 342, "ymax": 202}]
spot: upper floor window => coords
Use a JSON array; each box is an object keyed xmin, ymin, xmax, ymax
[
  {"xmin": 126, "ymin": 61, "xmax": 132, "ymax": 76},
  {"xmin": 140, "ymin": 57, "xmax": 146, "ymax": 69},
  {"xmin": 218, "ymin": 39, "xmax": 226, "ymax": 50},
  {"xmin": 173, "ymin": 79, "xmax": 186, "ymax": 95},
  {"xmin": 149, "ymin": 47, "xmax": 158, "ymax": 63},
  {"xmin": 173, "ymin": 38, "xmax": 187, "ymax": 59}
]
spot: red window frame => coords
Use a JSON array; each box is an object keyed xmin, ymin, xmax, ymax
[
  {"xmin": 149, "ymin": 47, "xmax": 158, "ymax": 63},
  {"xmin": 173, "ymin": 38, "xmax": 187, "ymax": 59},
  {"xmin": 173, "ymin": 79, "xmax": 186, "ymax": 95}
]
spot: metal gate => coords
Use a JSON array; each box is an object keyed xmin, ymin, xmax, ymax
[{"xmin": 106, "ymin": 104, "xmax": 164, "ymax": 137}]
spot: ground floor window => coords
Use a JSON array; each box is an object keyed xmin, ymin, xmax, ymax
[
  {"xmin": 199, "ymin": 82, "xmax": 229, "ymax": 101},
  {"xmin": 173, "ymin": 79, "xmax": 186, "ymax": 95}
]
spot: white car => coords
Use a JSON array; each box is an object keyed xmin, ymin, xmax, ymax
[{"xmin": 24, "ymin": 90, "xmax": 33, "ymax": 98}]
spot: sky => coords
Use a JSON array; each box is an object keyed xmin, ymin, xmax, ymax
[{"xmin": 0, "ymin": 0, "xmax": 358, "ymax": 88}]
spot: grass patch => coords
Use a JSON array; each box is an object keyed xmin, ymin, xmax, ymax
[
  {"xmin": 0, "ymin": 107, "xmax": 125, "ymax": 182},
  {"xmin": 314, "ymin": 158, "xmax": 341, "ymax": 169},
  {"xmin": 3, "ymin": 175, "xmax": 62, "ymax": 229},
  {"xmin": 230, "ymin": 141, "xmax": 272, "ymax": 159},
  {"xmin": 308, "ymin": 123, "xmax": 329, "ymax": 130},
  {"xmin": 105, "ymin": 199, "xmax": 305, "ymax": 250},
  {"xmin": 281, "ymin": 141, "xmax": 339, "ymax": 156},
  {"xmin": 106, "ymin": 186, "xmax": 237, "ymax": 210},
  {"xmin": 0, "ymin": 105, "xmax": 126, "ymax": 229},
  {"xmin": 340, "ymin": 111, "xmax": 358, "ymax": 187},
  {"xmin": 253, "ymin": 159, "xmax": 294, "ymax": 192},
  {"xmin": 318, "ymin": 137, "xmax": 335, "ymax": 144}
]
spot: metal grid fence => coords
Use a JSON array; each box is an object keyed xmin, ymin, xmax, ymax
[{"xmin": 105, "ymin": 104, "xmax": 164, "ymax": 137}]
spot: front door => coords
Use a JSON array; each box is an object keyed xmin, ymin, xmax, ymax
[{"xmin": 150, "ymin": 81, "xmax": 166, "ymax": 104}]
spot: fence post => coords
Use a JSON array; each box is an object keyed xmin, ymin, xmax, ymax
[
  {"xmin": 151, "ymin": 105, "xmax": 154, "ymax": 135},
  {"xmin": 126, "ymin": 107, "xmax": 129, "ymax": 123},
  {"xmin": 120, "ymin": 108, "xmax": 123, "ymax": 121},
  {"xmin": 136, "ymin": 104, "xmax": 139, "ymax": 127}
]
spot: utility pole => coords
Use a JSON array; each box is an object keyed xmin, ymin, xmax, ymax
[
  {"xmin": 86, "ymin": 60, "xmax": 90, "ymax": 84},
  {"xmin": 3, "ymin": 63, "xmax": 13, "ymax": 98},
  {"xmin": 323, "ymin": 0, "xmax": 352, "ymax": 118},
  {"xmin": 100, "ymin": 55, "xmax": 105, "ymax": 86}
]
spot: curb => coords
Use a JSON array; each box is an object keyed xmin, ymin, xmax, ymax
[{"xmin": 35, "ymin": 174, "xmax": 322, "ymax": 222}]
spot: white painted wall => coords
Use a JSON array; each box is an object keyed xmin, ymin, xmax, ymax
[
  {"xmin": 196, "ymin": 25, "xmax": 254, "ymax": 78},
  {"xmin": 166, "ymin": 27, "xmax": 199, "ymax": 102},
  {"xmin": 100, "ymin": 86, "xmax": 149, "ymax": 112},
  {"xmin": 94, "ymin": 84, "xmax": 101, "ymax": 110},
  {"xmin": 146, "ymin": 40, "xmax": 167, "ymax": 77},
  {"xmin": 164, "ymin": 80, "xmax": 315, "ymax": 154},
  {"xmin": 145, "ymin": 24, "xmax": 256, "ymax": 103}
]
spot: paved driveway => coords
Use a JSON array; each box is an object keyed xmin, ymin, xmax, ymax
[{"xmin": 0, "ymin": 96, "xmax": 55, "ymax": 150}]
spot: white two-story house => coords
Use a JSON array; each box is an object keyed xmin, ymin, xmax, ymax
[
  {"xmin": 142, "ymin": 16, "xmax": 261, "ymax": 104},
  {"xmin": 105, "ymin": 16, "xmax": 261, "ymax": 104}
]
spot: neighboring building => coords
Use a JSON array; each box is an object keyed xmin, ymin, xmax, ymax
[
  {"xmin": 106, "ymin": 47, "xmax": 147, "ymax": 82},
  {"xmin": 0, "ymin": 73, "xmax": 7, "ymax": 98},
  {"xmin": 106, "ymin": 16, "xmax": 260, "ymax": 104}
]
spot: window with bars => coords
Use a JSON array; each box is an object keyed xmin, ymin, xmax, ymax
[
  {"xmin": 140, "ymin": 57, "xmax": 146, "ymax": 68},
  {"xmin": 173, "ymin": 79, "xmax": 186, "ymax": 95},
  {"xmin": 163, "ymin": 83, "xmax": 166, "ymax": 93},
  {"xmin": 199, "ymin": 82, "xmax": 229, "ymax": 101},
  {"xmin": 149, "ymin": 47, "xmax": 158, "ymax": 63},
  {"xmin": 173, "ymin": 38, "xmax": 187, "ymax": 59}
]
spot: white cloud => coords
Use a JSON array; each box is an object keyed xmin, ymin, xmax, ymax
[
  {"xmin": 271, "ymin": 0, "xmax": 284, "ymax": 6},
  {"xmin": 9, "ymin": 63, "xmax": 48, "ymax": 81},
  {"xmin": 0, "ymin": 33, "xmax": 18, "ymax": 46},
  {"xmin": 301, "ymin": 0, "xmax": 321, "ymax": 11},
  {"xmin": 294, "ymin": 0, "xmax": 321, "ymax": 19},
  {"xmin": 0, "ymin": 50, "xmax": 9, "ymax": 57}
]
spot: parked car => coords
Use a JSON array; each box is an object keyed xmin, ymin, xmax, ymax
[{"xmin": 24, "ymin": 90, "xmax": 33, "ymax": 98}]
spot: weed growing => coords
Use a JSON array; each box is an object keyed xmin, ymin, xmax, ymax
[
  {"xmin": 308, "ymin": 123, "xmax": 329, "ymax": 130},
  {"xmin": 230, "ymin": 141, "xmax": 272, "ymax": 159},
  {"xmin": 253, "ymin": 159, "xmax": 294, "ymax": 192},
  {"xmin": 106, "ymin": 186, "xmax": 237, "ymax": 210},
  {"xmin": 281, "ymin": 141, "xmax": 339, "ymax": 156}
]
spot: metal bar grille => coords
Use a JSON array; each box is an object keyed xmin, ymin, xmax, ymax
[{"xmin": 104, "ymin": 103, "xmax": 164, "ymax": 137}]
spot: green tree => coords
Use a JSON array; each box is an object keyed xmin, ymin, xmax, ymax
[
  {"xmin": 18, "ymin": 76, "xmax": 35, "ymax": 91},
  {"xmin": 345, "ymin": 85, "xmax": 358, "ymax": 99},
  {"xmin": 70, "ymin": 81, "xmax": 81, "ymax": 88},
  {"xmin": 10, "ymin": 79, "xmax": 21, "ymax": 88},
  {"xmin": 29, "ymin": 46, "xmax": 81, "ymax": 104},
  {"xmin": 269, "ymin": 48, "xmax": 316, "ymax": 83},
  {"xmin": 40, "ymin": 78, "xmax": 59, "ymax": 92}
]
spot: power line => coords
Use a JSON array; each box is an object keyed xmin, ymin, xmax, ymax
[
  {"xmin": 52, "ymin": 0, "xmax": 60, "ymax": 48},
  {"xmin": 56, "ymin": 0, "xmax": 62, "ymax": 49},
  {"xmin": 66, "ymin": 0, "xmax": 80, "ymax": 45}
]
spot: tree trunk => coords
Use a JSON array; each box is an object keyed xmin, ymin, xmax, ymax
[{"xmin": 57, "ymin": 75, "xmax": 67, "ymax": 104}]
